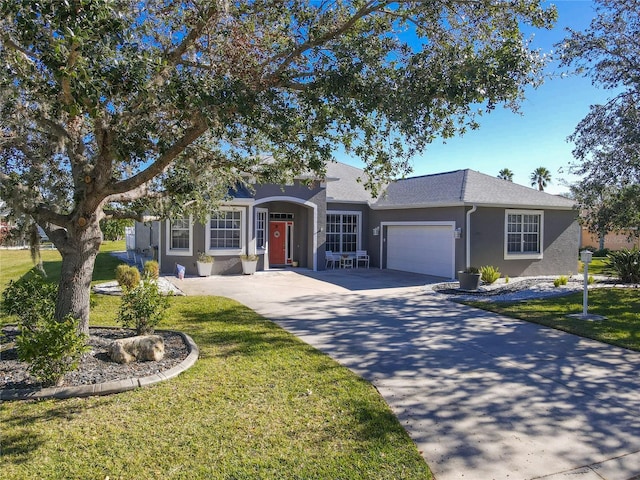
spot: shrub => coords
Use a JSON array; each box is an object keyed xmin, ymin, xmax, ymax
[
  {"xmin": 115, "ymin": 264, "xmax": 140, "ymax": 291},
  {"xmin": 197, "ymin": 252, "xmax": 213, "ymax": 263},
  {"xmin": 240, "ymin": 254, "xmax": 259, "ymax": 261},
  {"xmin": 553, "ymin": 276, "xmax": 568, "ymax": 287},
  {"xmin": 2, "ymin": 268, "xmax": 57, "ymax": 331},
  {"xmin": 606, "ymin": 249, "xmax": 640, "ymax": 283},
  {"xmin": 479, "ymin": 265, "xmax": 500, "ymax": 284},
  {"xmin": 143, "ymin": 260, "xmax": 159, "ymax": 279},
  {"xmin": 588, "ymin": 275, "xmax": 595, "ymax": 285},
  {"xmin": 462, "ymin": 266, "xmax": 479, "ymax": 274},
  {"xmin": 504, "ymin": 276, "xmax": 510, "ymax": 284},
  {"xmin": 118, "ymin": 278, "xmax": 170, "ymax": 335},
  {"xmin": 16, "ymin": 315, "xmax": 89, "ymax": 386}
]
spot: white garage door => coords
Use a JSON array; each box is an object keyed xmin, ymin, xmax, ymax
[{"xmin": 386, "ymin": 224, "xmax": 454, "ymax": 278}]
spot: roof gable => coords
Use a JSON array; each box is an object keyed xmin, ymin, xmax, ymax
[{"xmin": 325, "ymin": 162, "xmax": 375, "ymax": 204}]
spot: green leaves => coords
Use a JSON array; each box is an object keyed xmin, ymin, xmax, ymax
[
  {"xmin": 606, "ymin": 249, "xmax": 640, "ymax": 284},
  {"xmin": 561, "ymin": 0, "xmax": 640, "ymax": 213},
  {"xmin": 118, "ymin": 277, "xmax": 170, "ymax": 335},
  {"xmin": 16, "ymin": 314, "xmax": 90, "ymax": 387},
  {"xmin": 2, "ymin": 0, "xmax": 557, "ymax": 225}
]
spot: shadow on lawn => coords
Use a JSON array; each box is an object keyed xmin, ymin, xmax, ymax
[
  {"xmin": 2, "ymin": 399, "xmax": 113, "ymax": 462},
  {"xmin": 15, "ymin": 251, "xmax": 123, "ymax": 286},
  {"xmin": 178, "ymin": 306, "xmax": 331, "ymax": 365}
]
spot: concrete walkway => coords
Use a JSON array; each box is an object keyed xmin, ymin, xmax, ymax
[{"xmin": 168, "ymin": 269, "xmax": 640, "ymax": 480}]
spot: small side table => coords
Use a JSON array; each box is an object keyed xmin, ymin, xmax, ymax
[{"xmin": 341, "ymin": 255, "xmax": 353, "ymax": 269}]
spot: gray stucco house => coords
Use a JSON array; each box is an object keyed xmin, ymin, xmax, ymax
[{"xmin": 135, "ymin": 162, "xmax": 580, "ymax": 279}]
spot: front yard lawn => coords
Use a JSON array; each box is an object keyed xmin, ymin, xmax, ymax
[
  {"xmin": 1, "ymin": 246, "xmax": 432, "ymax": 479},
  {"xmin": 578, "ymin": 257, "xmax": 611, "ymax": 276},
  {"xmin": 464, "ymin": 288, "xmax": 640, "ymax": 352}
]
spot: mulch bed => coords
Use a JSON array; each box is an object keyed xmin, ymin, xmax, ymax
[{"xmin": 1, "ymin": 326, "xmax": 190, "ymax": 391}]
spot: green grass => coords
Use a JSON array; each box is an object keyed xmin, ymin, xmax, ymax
[
  {"xmin": 1, "ymin": 246, "xmax": 432, "ymax": 479},
  {"xmin": 464, "ymin": 288, "xmax": 640, "ymax": 351},
  {"xmin": 578, "ymin": 257, "xmax": 613, "ymax": 276},
  {"xmin": 0, "ymin": 241, "xmax": 126, "ymax": 296}
]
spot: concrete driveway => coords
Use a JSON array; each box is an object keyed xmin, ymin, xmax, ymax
[{"xmin": 169, "ymin": 269, "xmax": 640, "ymax": 480}]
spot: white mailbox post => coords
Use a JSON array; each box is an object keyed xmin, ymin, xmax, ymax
[{"xmin": 580, "ymin": 249, "xmax": 593, "ymax": 317}]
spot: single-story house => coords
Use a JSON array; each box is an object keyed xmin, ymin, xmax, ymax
[{"xmin": 134, "ymin": 162, "xmax": 580, "ymax": 279}]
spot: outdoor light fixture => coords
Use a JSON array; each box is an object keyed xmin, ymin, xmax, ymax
[
  {"xmin": 454, "ymin": 227, "xmax": 462, "ymax": 239},
  {"xmin": 372, "ymin": 226, "xmax": 380, "ymax": 236},
  {"xmin": 580, "ymin": 249, "xmax": 593, "ymax": 317},
  {"xmin": 568, "ymin": 249, "xmax": 604, "ymax": 321}
]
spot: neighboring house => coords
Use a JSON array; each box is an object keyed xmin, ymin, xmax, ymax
[
  {"xmin": 136, "ymin": 162, "xmax": 580, "ymax": 278},
  {"xmin": 581, "ymin": 228, "xmax": 640, "ymax": 251}
]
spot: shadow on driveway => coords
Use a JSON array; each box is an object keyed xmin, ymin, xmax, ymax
[{"xmin": 169, "ymin": 269, "xmax": 640, "ymax": 479}]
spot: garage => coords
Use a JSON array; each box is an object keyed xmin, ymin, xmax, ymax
[{"xmin": 385, "ymin": 223, "xmax": 455, "ymax": 278}]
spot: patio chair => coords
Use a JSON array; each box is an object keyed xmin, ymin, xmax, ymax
[
  {"xmin": 356, "ymin": 250, "xmax": 369, "ymax": 268},
  {"xmin": 325, "ymin": 251, "xmax": 339, "ymax": 269}
]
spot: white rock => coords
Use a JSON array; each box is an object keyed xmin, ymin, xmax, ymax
[{"xmin": 108, "ymin": 335, "xmax": 165, "ymax": 364}]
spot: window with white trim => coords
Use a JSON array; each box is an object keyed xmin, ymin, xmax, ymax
[
  {"xmin": 166, "ymin": 217, "xmax": 193, "ymax": 257},
  {"xmin": 326, "ymin": 212, "xmax": 360, "ymax": 254},
  {"xmin": 505, "ymin": 210, "xmax": 543, "ymax": 259},
  {"xmin": 255, "ymin": 208, "xmax": 268, "ymax": 250},
  {"xmin": 207, "ymin": 208, "xmax": 245, "ymax": 254}
]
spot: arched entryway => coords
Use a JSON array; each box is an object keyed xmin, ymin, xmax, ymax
[{"xmin": 251, "ymin": 197, "xmax": 318, "ymax": 271}]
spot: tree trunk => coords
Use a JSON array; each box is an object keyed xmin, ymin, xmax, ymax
[{"xmin": 54, "ymin": 220, "xmax": 103, "ymax": 335}]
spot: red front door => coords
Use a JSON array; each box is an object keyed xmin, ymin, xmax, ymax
[{"xmin": 269, "ymin": 221, "xmax": 287, "ymax": 265}]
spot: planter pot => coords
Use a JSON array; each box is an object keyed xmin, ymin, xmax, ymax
[
  {"xmin": 458, "ymin": 271, "xmax": 481, "ymax": 291},
  {"xmin": 241, "ymin": 259, "xmax": 258, "ymax": 275},
  {"xmin": 197, "ymin": 261, "xmax": 213, "ymax": 277},
  {"xmin": 292, "ymin": 261, "xmax": 299, "ymax": 267}
]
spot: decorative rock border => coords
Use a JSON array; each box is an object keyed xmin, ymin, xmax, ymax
[{"xmin": 1, "ymin": 330, "xmax": 199, "ymax": 401}]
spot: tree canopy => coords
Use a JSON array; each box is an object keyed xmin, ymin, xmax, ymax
[
  {"xmin": 0, "ymin": 0, "xmax": 557, "ymax": 332},
  {"xmin": 498, "ymin": 168, "xmax": 514, "ymax": 181},
  {"xmin": 560, "ymin": 0, "xmax": 639, "ymax": 234},
  {"xmin": 530, "ymin": 166, "xmax": 551, "ymax": 191}
]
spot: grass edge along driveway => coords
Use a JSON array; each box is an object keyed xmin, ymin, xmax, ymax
[
  {"xmin": 1, "ymin": 247, "xmax": 432, "ymax": 480},
  {"xmin": 463, "ymin": 288, "xmax": 640, "ymax": 352}
]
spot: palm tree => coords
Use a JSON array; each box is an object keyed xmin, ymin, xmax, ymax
[
  {"xmin": 497, "ymin": 168, "xmax": 514, "ymax": 182},
  {"xmin": 530, "ymin": 167, "xmax": 551, "ymax": 191}
]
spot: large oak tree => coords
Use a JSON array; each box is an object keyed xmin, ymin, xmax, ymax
[
  {"xmin": 1, "ymin": 0, "xmax": 556, "ymax": 333},
  {"xmin": 560, "ymin": 0, "xmax": 640, "ymax": 235}
]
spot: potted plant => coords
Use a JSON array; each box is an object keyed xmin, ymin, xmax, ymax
[
  {"xmin": 458, "ymin": 267, "xmax": 481, "ymax": 291},
  {"xmin": 240, "ymin": 254, "xmax": 259, "ymax": 275},
  {"xmin": 196, "ymin": 252, "xmax": 213, "ymax": 277}
]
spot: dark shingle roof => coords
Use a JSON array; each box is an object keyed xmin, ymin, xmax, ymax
[
  {"xmin": 325, "ymin": 162, "xmax": 375, "ymax": 203},
  {"xmin": 371, "ymin": 169, "xmax": 575, "ymax": 210}
]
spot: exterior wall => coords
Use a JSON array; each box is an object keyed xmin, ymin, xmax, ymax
[
  {"xmin": 134, "ymin": 221, "xmax": 160, "ymax": 259},
  {"xmin": 159, "ymin": 180, "xmax": 326, "ymax": 275},
  {"xmin": 581, "ymin": 228, "xmax": 640, "ymax": 251},
  {"xmin": 368, "ymin": 207, "xmax": 467, "ymax": 270},
  {"xmin": 254, "ymin": 180, "xmax": 326, "ymax": 271},
  {"xmin": 254, "ymin": 181, "xmax": 323, "ymax": 203},
  {"xmin": 325, "ymin": 202, "xmax": 369, "ymax": 268},
  {"xmin": 469, "ymin": 207, "xmax": 580, "ymax": 277},
  {"xmin": 260, "ymin": 201, "xmax": 310, "ymax": 268},
  {"xmin": 160, "ymin": 212, "xmax": 249, "ymax": 276}
]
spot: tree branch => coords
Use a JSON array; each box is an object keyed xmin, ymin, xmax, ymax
[
  {"xmin": 265, "ymin": 0, "xmax": 393, "ymax": 80},
  {"xmin": 103, "ymin": 209, "xmax": 160, "ymax": 223},
  {"xmin": 123, "ymin": 4, "xmax": 223, "ymax": 120},
  {"xmin": 1, "ymin": 34, "xmax": 39, "ymax": 63},
  {"xmin": 105, "ymin": 114, "xmax": 208, "ymax": 199}
]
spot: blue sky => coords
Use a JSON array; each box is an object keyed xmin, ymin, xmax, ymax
[{"xmin": 336, "ymin": 0, "xmax": 608, "ymax": 195}]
